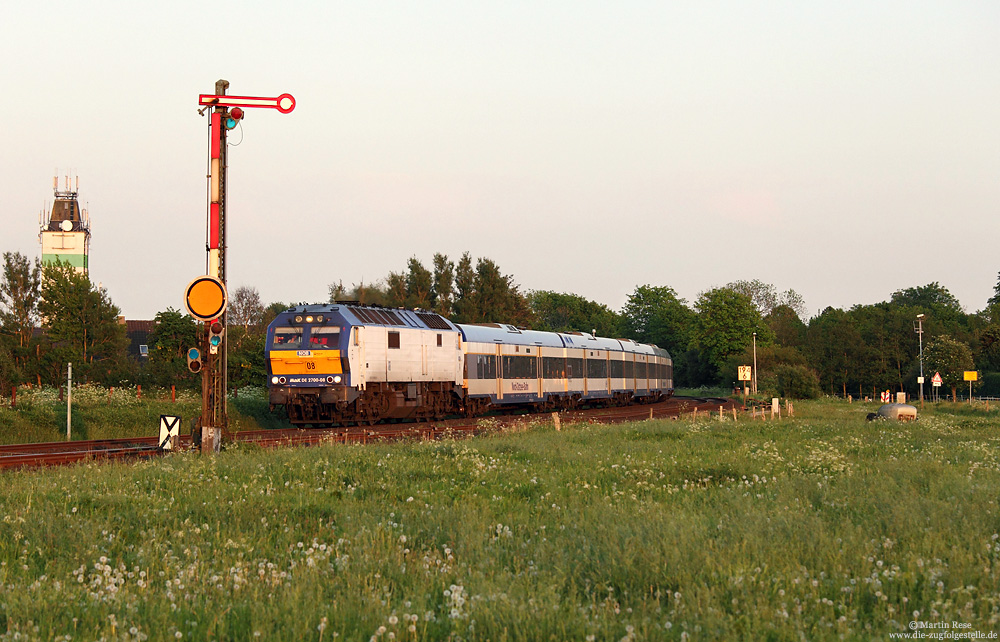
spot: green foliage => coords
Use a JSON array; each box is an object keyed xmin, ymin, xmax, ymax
[
  {"xmin": 693, "ymin": 287, "xmax": 769, "ymax": 378},
  {"xmin": 431, "ymin": 253, "xmax": 455, "ymax": 316},
  {"xmin": 450, "ymin": 256, "xmax": 532, "ymax": 326},
  {"xmin": 37, "ymin": 261, "xmax": 128, "ymax": 385},
  {"xmin": 528, "ymin": 290, "xmax": 622, "ymax": 336},
  {"xmin": 726, "ymin": 279, "xmax": 806, "ymax": 318},
  {"xmin": 620, "ymin": 285, "xmax": 697, "ymax": 383},
  {"xmin": 404, "ymin": 257, "xmax": 434, "ymax": 309},
  {"xmin": 228, "ymin": 330, "xmax": 266, "ymax": 390},
  {"xmin": 924, "ymin": 334, "xmax": 975, "ymax": 399},
  {"xmin": 228, "ymin": 286, "xmax": 265, "ymax": 330},
  {"xmin": 765, "ymin": 304, "xmax": 806, "ymax": 348},
  {"xmin": 0, "ymin": 251, "xmax": 42, "ymax": 349},
  {"xmin": 773, "ymin": 363, "xmax": 821, "ymax": 399},
  {"xmin": 145, "ymin": 308, "xmax": 200, "ymax": 389}
]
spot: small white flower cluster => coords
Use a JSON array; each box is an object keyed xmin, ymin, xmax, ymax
[{"xmin": 444, "ymin": 584, "xmax": 468, "ymax": 619}]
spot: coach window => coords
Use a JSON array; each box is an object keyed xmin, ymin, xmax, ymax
[
  {"xmin": 437, "ymin": 334, "xmax": 442, "ymax": 347},
  {"xmin": 272, "ymin": 327, "xmax": 303, "ymax": 349},
  {"xmin": 388, "ymin": 331, "xmax": 400, "ymax": 349},
  {"xmin": 309, "ymin": 327, "xmax": 340, "ymax": 349}
]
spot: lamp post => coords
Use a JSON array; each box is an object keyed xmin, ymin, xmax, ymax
[
  {"xmin": 916, "ymin": 313, "xmax": 925, "ymax": 406},
  {"xmin": 752, "ymin": 332, "xmax": 758, "ymax": 394}
]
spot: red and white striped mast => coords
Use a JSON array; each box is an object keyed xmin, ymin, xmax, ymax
[{"xmin": 193, "ymin": 79, "xmax": 295, "ymax": 452}]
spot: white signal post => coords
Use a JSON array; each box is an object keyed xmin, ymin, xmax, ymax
[{"xmin": 194, "ymin": 80, "xmax": 295, "ymax": 453}]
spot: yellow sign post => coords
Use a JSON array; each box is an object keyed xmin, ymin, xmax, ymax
[{"xmin": 964, "ymin": 371, "xmax": 978, "ymax": 405}]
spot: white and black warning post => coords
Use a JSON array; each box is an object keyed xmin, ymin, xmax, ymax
[{"xmin": 159, "ymin": 415, "xmax": 181, "ymax": 451}]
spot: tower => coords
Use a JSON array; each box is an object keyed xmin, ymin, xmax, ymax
[{"xmin": 40, "ymin": 175, "xmax": 91, "ymax": 275}]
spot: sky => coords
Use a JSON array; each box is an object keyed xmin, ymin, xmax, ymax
[{"xmin": 1, "ymin": 1, "xmax": 998, "ymax": 321}]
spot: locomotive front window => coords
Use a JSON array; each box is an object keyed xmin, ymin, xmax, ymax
[
  {"xmin": 308, "ymin": 327, "xmax": 341, "ymax": 349},
  {"xmin": 272, "ymin": 327, "xmax": 303, "ymax": 349}
]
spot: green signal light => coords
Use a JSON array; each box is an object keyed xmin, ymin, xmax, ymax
[
  {"xmin": 188, "ymin": 348, "xmax": 201, "ymax": 360},
  {"xmin": 210, "ymin": 335, "xmax": 222, "ymax": 347}
]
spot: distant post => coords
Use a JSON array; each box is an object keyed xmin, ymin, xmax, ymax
[{"xmin": 66, "ymin": 362, "xmax": 72, "ymax": 441}]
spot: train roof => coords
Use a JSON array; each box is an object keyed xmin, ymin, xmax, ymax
[
  {"xmin": 458, "ymin": 323, "xmax": 565, "ymax": 347},
  {"xmin": 457, "ymin": 324, "xmax": 664, "ymax": 355},
  {"xmin": 276, "ymin": 304, "xmax": 459, "ymax": 332}
]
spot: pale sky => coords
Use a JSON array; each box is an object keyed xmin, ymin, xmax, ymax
[{"xmin": 2, "ymin": 1, "xmax": 997, "ymax": 320}]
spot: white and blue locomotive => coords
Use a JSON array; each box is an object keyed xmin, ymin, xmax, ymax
[{"xmin": 266, "ymin": 303, "xmax": 673, "ymax": 426}]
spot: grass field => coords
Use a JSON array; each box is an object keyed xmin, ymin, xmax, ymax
[
  {"xmin": 1, "ymin": 398, "xmax": 999, "ymax": 641},
  {"xmin": 0, "ymin": 385, "xmax": 279, "ymax": 445}
]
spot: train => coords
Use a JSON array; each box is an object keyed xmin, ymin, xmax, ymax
[{"xmin": 265, "ymin": 303, "xmax": 673, "ymax": 426}]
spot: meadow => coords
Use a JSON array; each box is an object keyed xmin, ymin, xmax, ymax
[
  {"xmin": 1, "ymin": 398, "xmax": 999, "ymax": 641},
  {"xmin": 0, "ymin": 385, "xmax": 280, "ymax": 445}
]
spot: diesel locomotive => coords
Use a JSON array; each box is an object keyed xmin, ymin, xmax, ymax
[{"xmin": 266, "ymin": 303, "xmax": 673, "ymax": 426}]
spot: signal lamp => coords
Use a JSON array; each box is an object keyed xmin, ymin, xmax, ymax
[
  {"xmin": 187, "ymin": 347, "xmax": 202, "ymax": 373},
  {"xmin": 225, "ymin": 107, "xmax": 245, "ymax": 129},
  {"xmin": 208, "ymin": 321, "xmax": 225, "ymax": 350}
]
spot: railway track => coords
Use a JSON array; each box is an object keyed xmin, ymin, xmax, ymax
[{"xmin": 0, "ymin": 396, "xmax": 738, "ymax": 471}]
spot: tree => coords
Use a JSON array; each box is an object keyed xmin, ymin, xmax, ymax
[
  {"xmin": 146, "ymin": 308, "xmax": 200, "ymax": 389},
  {"xmin": 228, "ymin": 286, "xmax": 265, "ymax": 332},
  {"xmin": 765, "ymin": 304, "xmax": 806, "ymax": 348},
  {"xmin": 726, "ymin": 280, "xmax": 807, "ymax": 318},
  {"xmin": 328, "ymin": 280, "xmax": 347, "ymax": 303},
  {"xmin": 805, "ymin": 307, "xmax": 871, "ymax": 396},
  {"xmin": 982, "ymin": 272, "xmax": 1000, "ymax": 324},
  {"xmin": 620, "ymin": 284, "xmax": 697, "ymax": 384},
  {"xmin": 924, "ymin": 334, "xmax": 975, "ymax": 401},
  {"xmin": 38, "ymin": 261, "xmax": 128, "ymax": 384},
  {"xmin": 692, "ymin": 288, "xmax": 769, "ymax": 379},
  {"xmin": 726, "ymin": 279, "xmax": 779, "ymax": 316},
  {"xmin": 0, "ymin": 252, "xmax": 43, "ymax": 387},
  {"xmin": 774, "ymin": 364, "xmax": 821, "ymax": 399},
  {"xmin": 891, "ymin": 282, "xmax": 963, "ymax": 313},
  {"xmin": 0, "ymin": 252, "xmax": 42, "ymax": 349},
  {"xmin": 529, "ymin": 291, "xmax": 622, "ymax": 337},
  {"xmin": 462, "ymin": 258, "xmax": 533, "ymax": 326},
  {"xmin": 431, "ymin": 253, "xmax": 455, "ymax": 317},
  {"xmin": 452, "ymin": 252, "xmax": 475, "ymax": 321},
  {"xmin": 405, "ymin": 257, "xmax": 433, "ymax": 309},
  {"xmin": 384, "ymin": 272, "xmax": 407, "ymax": 307}
]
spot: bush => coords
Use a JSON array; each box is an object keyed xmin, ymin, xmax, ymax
[{"xmin": 774, "ymin": 364, "xmax": 821, "ymax": 399}]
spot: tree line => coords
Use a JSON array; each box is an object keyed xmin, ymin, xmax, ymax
[{"xmin": 3, "ymin": 249, "xmax": 998, "ymax": 399}]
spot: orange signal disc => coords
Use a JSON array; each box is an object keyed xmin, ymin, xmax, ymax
[{"xmin": 184, "ymin": 276, "xmax": 228, "ymax": 321}]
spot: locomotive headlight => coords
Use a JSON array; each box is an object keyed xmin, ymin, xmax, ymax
[
  {"xmin": 333, "ymin": 375, "xmax": 342, "ymax": 384},
  {"xmin": 316, "ymin": 315, "xmax": 324, "ymax": 322},
  {"xmin": 305, "ymin": 315, "xmax": 314, "ymax": 323},
  {"xmin": 294, "ymin": 315, "xmax": 303, "ymax": 323},
  {"xmin": 271, "ymin": 376, "xmax": 279, "ymax": 384}
]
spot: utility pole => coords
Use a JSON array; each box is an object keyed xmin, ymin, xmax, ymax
[
  {"xmin": 915, "ymin": 313, "xmax": 925, "ymax": 408},
  {"xmin": 752, "ymin": 332, "xmax": 758, "ymax": 394}
]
